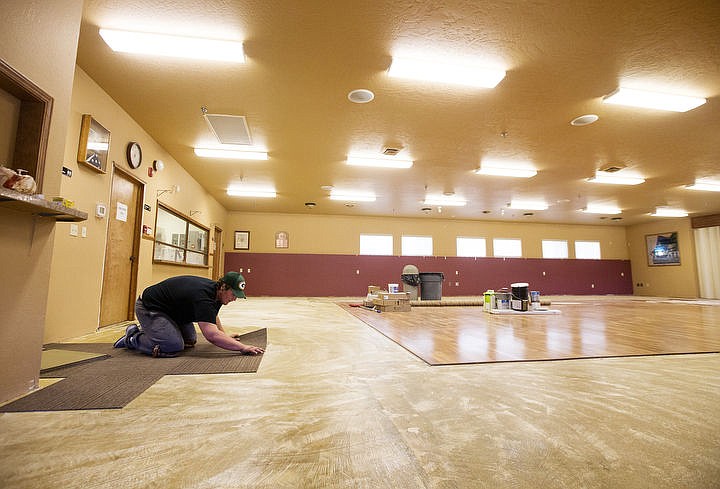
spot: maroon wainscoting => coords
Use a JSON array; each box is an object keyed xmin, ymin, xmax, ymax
[{"xmin": 225, "ymin": 253, "xmax": 633, "ymax": 297}]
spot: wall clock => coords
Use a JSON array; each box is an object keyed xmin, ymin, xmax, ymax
[{"xmin": 126, "ymin": 141, "xmax": 142, "ymax": 169}]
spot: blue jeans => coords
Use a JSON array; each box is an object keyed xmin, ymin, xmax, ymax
[{"xmin": 132, "ymin": 298, "xmax": 196, "ymax": 356}]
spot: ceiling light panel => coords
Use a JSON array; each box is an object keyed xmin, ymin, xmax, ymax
[
  {"xmin": 509, "ymin": 200, "xmax": 548, "ymax": 211},
  {"xmin": 581, "ymin": 204, "xmax": 622, "ymax": 214},
  {"xmin": 686, "ymin": 178, "xmax": 720, "ymax": 192},
  {"xmin": 346, "ymin": 155, "xmax": 413, "ymax": 169},
  {"xmin": 651, "ymin": 207, "xmax": 688, "ymax": 217},
  {"xmin": 586, "ymin": 172, "xmax": 645, "ymax": 185},
  {"xmin": 99, "ymin": 29, "xmax": 245, "ymax": 63},
  {"xmin": 329, "ymin": 190, "xmax": 376, "ymax": 202},
  {"xmin": 424, "ymin": 195, "xmax": 467, "ymax": 206},
  {"xmin": 388, "ymin": 56, "xmax": 506, "ymax": 88},
  {"xmin": 194, "ymin": 146, "xmax": 268, "ymax": 160},
  {"xmin": 603, "ymin": 87, "xmax": 706, "ymax": 112},
  {"xmin": 226, "ymin": 187, "xmax": 276, "ymax": 198}
]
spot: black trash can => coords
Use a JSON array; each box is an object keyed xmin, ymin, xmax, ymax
[{"xmin": 419, "ymin": 272, "xmax": 444, "ymax": 300}]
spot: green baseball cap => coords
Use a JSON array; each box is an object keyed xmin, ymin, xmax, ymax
[{"xmin": 221, "ymin": 271, "xmax": 246, "ymax": 298}]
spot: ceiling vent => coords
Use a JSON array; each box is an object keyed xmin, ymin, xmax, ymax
[
  {"xmin": 382, "ymin": 147, "xmax": 402, "ymax": 156},
  {"xmin": 598, "ymin": 162, "xmax": 627, "ymax": 173},
  {"xmin": 204, "ymin": 114, "xmax": 252, "ymax": 145}
]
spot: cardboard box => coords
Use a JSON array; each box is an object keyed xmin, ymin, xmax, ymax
[
  {"xmin": 368, "ymin": 285, "xmax": 381, "ymax": 294},
  {"xmin": 375, "ymin": 302, "xmax": 411, "ymax": 312},
  {"xmin": 377, "ymin": 292, "xmax": 409, "ymax": 301}
]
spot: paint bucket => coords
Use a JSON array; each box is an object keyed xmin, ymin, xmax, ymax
[
  {"xmin": 511, "ymin": 282, "xmax": 529, "ymax": 311},
  {"xmin": 495, "ymin": 290, "xmax": 511, "ymax": 310},
  {"xmin": 530, "ymin": 290, "xmax": 540, "ymax": 310},
  {"xmin": 388, "ymin": 283, "xmax": 399, "ymax": 293}
]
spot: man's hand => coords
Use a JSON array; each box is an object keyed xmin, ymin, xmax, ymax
[{"xmin": 232, "ymin": 335, "xmax": 264, "ymax": 355}]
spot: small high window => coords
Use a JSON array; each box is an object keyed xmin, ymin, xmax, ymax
[{"xmin": 359, "ymin": 234, "xmax": 393, "ymax": 255}]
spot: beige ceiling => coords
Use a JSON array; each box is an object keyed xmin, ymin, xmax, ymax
[{"xmin": 77, "ymin": 0, "xmax": 720, "ymax": 226}]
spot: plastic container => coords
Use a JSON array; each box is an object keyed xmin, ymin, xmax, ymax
[
  {"xmin": 483, "ymin": 290, "xmax": 495, "ymax": 311},
  {"xmin": 388, "ymin": 283, "xmax": 399, "ymax": 293},
  {"xmin": 419, "ymin": 272, "xmax": 444, "ymax": 300}
]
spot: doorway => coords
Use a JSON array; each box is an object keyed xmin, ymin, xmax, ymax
[
  {"xmin": 99, "ymin": 165, "xmax": 144, "ymax": 327},
  {"xmin": 213, "ymin": 226, "xmax": 224, "ymax": 280}
]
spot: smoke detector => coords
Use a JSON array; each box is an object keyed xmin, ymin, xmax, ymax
[{"xmin": 598, "ymin": 163, "xmax": 627, "ymax": 173}]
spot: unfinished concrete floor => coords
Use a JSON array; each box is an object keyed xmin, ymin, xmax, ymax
[{"xmin": 1, "ymin": 297, "xmax": 719, "ymax": 488}]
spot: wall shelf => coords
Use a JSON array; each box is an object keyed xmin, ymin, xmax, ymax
[{"xmin": 0, "ymin": 187, "xmax": 87, "ymax": 222}]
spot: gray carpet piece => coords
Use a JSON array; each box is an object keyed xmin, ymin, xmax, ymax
[{"xmin": 0, "ymin": 329, "xmax": 266, "ymax": 412}]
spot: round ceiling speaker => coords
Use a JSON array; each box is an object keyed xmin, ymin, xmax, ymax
[{"xmin": 347, "ymin": 89, "xmax": 375, "ymax": 104}]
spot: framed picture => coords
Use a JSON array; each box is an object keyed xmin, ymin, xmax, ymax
[
  {"xmin": 646, "ymin": 232, "xmax": 680, "ymax": 266},
  {"xmin": 234, "ymin": 230, "xmax": 250, "ymax": 250},
  {"xmin": 275, "ymin": 231, "xmax": 289, "ymax": 249},
  {"xmin": 77, "ymin": 114, "xmax": 110, "ymax": 173}
]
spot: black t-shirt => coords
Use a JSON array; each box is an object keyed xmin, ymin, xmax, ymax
[{"xmin": 140, "ymin": 275, "xmax": 222, "ymax": 326}]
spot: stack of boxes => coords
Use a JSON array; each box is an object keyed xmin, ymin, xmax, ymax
[{"xmin": 364, "ymin": 285, "xmax": 411, "ymax": 312}]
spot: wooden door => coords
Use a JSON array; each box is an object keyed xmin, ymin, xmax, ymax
[
  {"xmin": 99, "ymin": 166, "xmax": 143, "ymax": 326},
  {"xmin": 212, "ymin": 226, "xmax": 223, "ymax": 279}
]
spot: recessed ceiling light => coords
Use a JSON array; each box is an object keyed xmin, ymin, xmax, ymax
[
  {"xmin": 226, "ymin": 187, "xmax": 276, "ymax": 198},
  {"xmin": 603, "ymin": 87, "xmax": 706, "ymax": 112},
  {"xmin": 581, "ymin": 204, "xmax": 622, "ymax": 214},
  {"xmin": 686, "ymin": 178, "xmax": 720, "ymax": 192},
  {"xmin": 651, "ymin": 207, "xmax": 688, "ymax": 217},
  {"xmin": 347, "ymin": 89, "xmax": 375, "ymax": 104},
  {"xmin": 509, "ymin": 200, "xmax": 548, "ymax": 211},
  {"xmin": 586, "ymin": 171, "xmax": 645, "ymax": 185},
  {"xmin": 346, "ymin": 155, "xmax": 413, "ymax": 169},
  {"xmin": 388, "ymin": 56, "xmax": 506, "ymax": 88},
  {"xmin": 329, "ymin": 190, "xmax": 376, "ymax": 202},
  {"xmin": 570, "ymin": 114, "xmax": 599, "ymax": 126},
  {"xmin": 194, "ymin": 147, "xmax": 268, "ymax": 160},
  {"xmin": 99, "ymin": 29, "xmax": 245, "ymax": 63},
  {"xmin": 474, "ymin": 160, "xmax": 537, "ymax": 178},
  {"xmin": 424, "ymin": 195, "xmax": 467, "ymax": 206}
]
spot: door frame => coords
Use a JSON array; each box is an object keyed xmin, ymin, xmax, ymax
[{"xmin": 99, "ymin": 164, "xmax": 145, "ymax": 325}]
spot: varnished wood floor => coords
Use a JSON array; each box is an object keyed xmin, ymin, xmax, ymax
[{"xmin": 344, "ymin": 297, "xmax": 720, "ymax": 365}]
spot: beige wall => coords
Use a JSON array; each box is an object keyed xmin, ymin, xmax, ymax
[
  {"xmin": 0, "ymin": 0, "xmax": 83, "ymax": 403},
  {"xmin": 224, "ymin": 212, "xmax": 630, "ymax": 259},
  {"xmin": 43, "ymin": 67, "xmax": 229, "ymax": 343},
  {"xmin": 627, "ymin": 218, "xmax": 699, "ymax": 298}
]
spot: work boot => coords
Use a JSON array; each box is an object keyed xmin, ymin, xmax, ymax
[{"xmin": 113, "ymin": 324, "xmax": 139, "ymax": 349}]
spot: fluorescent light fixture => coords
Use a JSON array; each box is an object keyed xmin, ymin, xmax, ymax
[
  {"xmin": 686, "ymin": 178, "xmax": 720, "ymax": 192},
  {"xmin": 509, "ymin": 200, "xmax": 548, "ymax": 211},
  {"xmin": 194, "ymin": 147, "xmax": 268, "ymax": 160},
  {"xmin": 423, "ymin": 195, "xmax": 467, "ymax": 206},
  {"xmin": 603, "ymin": 87, "xmax": 706, "ymax": 112},
  {"xmin": 226, "ymin": 187, "xmax": 276, "ymax": 198},
  {"xmin": 99, "ymin": 28, "xmax": 245, "ymax": 63},
  {"xmin": 474, "ymin": 161, "xmax": 537, "ymax": 178},
  {"xmin": 329, "ymin": 190, "xmax": 376, "ymax": 202},
  {"xmin": 388, "ymin": 56, "xmax": 506, "ymax": 88},
  {"xmin": 586, "ymin": 172, "xmax": 645, "ymax": 185},
  {"xmin": 346, "ymin": 155, "xmax": 413, "ymax": 169},
  {"xmin": 651, "ymin": 207, "xmax": 688, "ymax": 217},
  {"xmin": 581, "ymin": 204, "xmax": 622, "ymax": 215}
]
